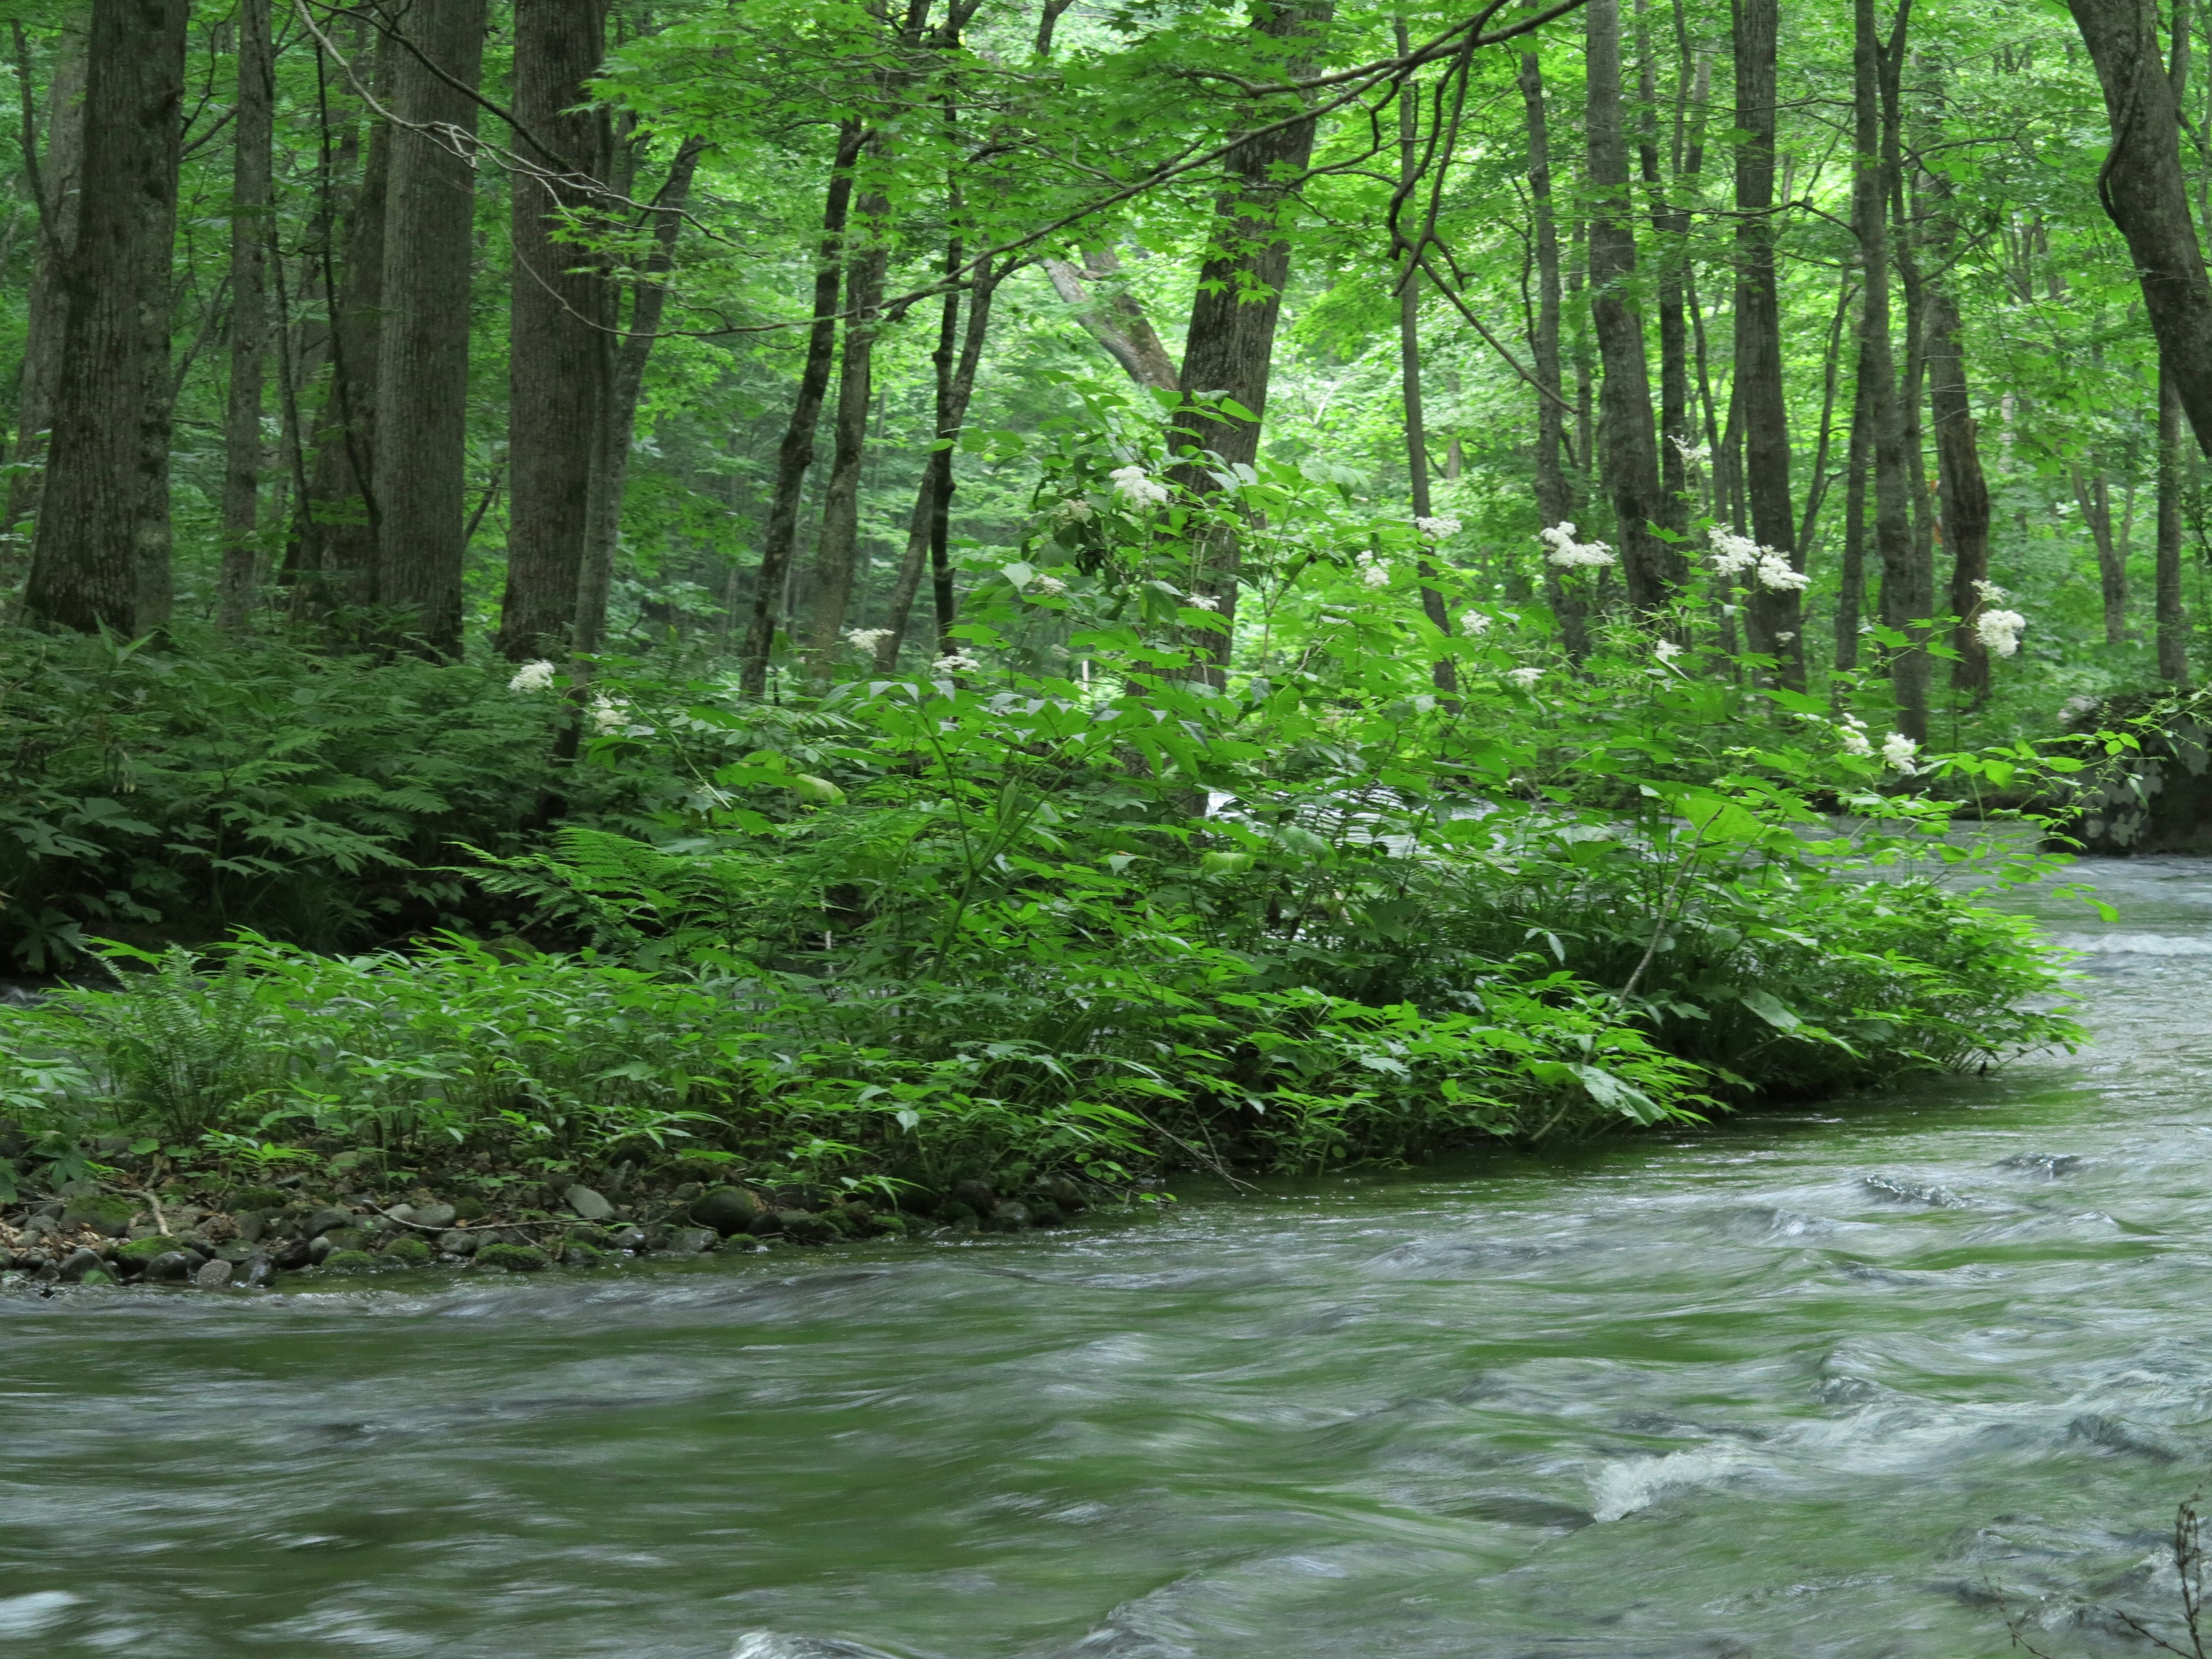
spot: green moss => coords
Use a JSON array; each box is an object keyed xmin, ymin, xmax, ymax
[
  {"xmin": 117, "ymin": 1235, "xmax": 180, "ymax": 1265},
  {"xmin": 474, "ymin": 1242, "xmax": 550, "ymax": 1272},
  {"xmin": 379, "ymin": 1235, "xmax": 433, "ymax": 1266},
  {"xmin": 322, "ymin": 1249, "xmax": 380, "ymax": 1271}
]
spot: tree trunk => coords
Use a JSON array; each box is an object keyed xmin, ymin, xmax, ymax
[
  {"xmin": 1396, "ymin": 18, "xmax": 1455, "ymax": 694},
  {"xmin": 370, "ymin": 0, "xmax": 488, "ymax": 657},
  {"xmin": 2158, "ymin": 368, "xmax": 2190, "ymax": 680},
  {"xmin": 498, "ymin": 0, "xmax": 610, "ymax": 661},
  {"xmin": 219, "ymin": 0, "xmax": 274, "ymax": 635},
  {"xmin": 1166, "ymin": 0, "xmax": 1334, "ymax": 681},
  {"xmin": 2067, "ymin": 0, "xmax": 2212, "ymax": 457},
  {"xmin": 1043, "ymin": 247, "xmax": 1179, "ymax": 392},
  {"xmin": 1836, "ymin": 352, "xmax": 1870, "ymax": 672},
  {"xmin": 21, "ymin": 0, "xmax": 185, "ymax": 636},
  {"xmin": 573, "ymin": 135, "xmax": 704, "ymax": 665},
  {"xmin": 1853, "ymin": 0, "xmax": 1924, "ymax": 738},
  {"xmin": 1733, "ymin": 0, "xmax": 1804, "ymax": 687},
  {"xmin": 1885, "ymin": 22, "xmax": 1938, "ymax": 669},
  {"xmin": 2, "ymin": 15, "xmax": 89, "ymax": 585},
  {"xmin": 1635, "ymin": 1, "xmax": 1696, "ymax": 544},
  {"xmin": 1584, "ymin": 0, "xmax": 1676, "ymax": 614},
  {"xmin": 1519, "ymin": 47, "xmax": 1586, "ymax": 661},
  {"xmin": 739, "ymin": 121, "xmax": 861, "ymax": 696},
  {"xmin": 2072, "ymin": 464, "xmax": 2128, "ymax": 645},
  {"xmin": 803, "ymin": 190, "xmax": 891, "ymax": 666}
]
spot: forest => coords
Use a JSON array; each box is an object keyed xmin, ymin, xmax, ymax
[{"xmin": 0, "ymin": 0, "xmax": 2192, "ymax": 1243}]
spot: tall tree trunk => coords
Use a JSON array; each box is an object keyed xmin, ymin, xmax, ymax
[
  {"xmin": 878, "ymin": 253, "xmax": 1003, "ymax": 672},
  {"xmin": 739, "ymin": 121, "xmax": 861, "ymax": 697},
  {"xmin": 1636, "ymin": 1, "xmax": 1696, "ymax": 544},
  {"xmin": 1043, "ymin": 247, "xmax": 1179, "ymax": 392},
  {"xmin": 1853, "ymin": 0, "xmax": 1925, "ymax": 738},
  {"xmin": 573, "ymin": 135, "xmax": 704, "ymax": 665},
  {"xmin": 804, "ymin": 190, "xmax": 891, "ymax": 666},
  {"xmin": 2067, "ymin": 0, "xmax": 2212, "ymax": 457},
  {"xmin": 1885, "ymin": 20, "xmax": 1937, "ymax": 666},
  {"xmin": 219, "ymin": 0, "xmax": 274, "ymax": 635},
  {"xmin": 1166, "ymin": 0, "xmax": 1334, "ymax": 681},
  {"xmin": 293, "ymin": 36, "xmax": 389, "ymax": 619},
  {"xmin": 1836, "ymin": 351, "xmax": 1870, "ymax": 671},
  {"xmin": 1396, "ymin": 18, "xmax": 1455, "ymax": 694},
  {"xmin": 21, "ymin": 0, "xmax": 185, "ymax": 636},
  {"xmin": 3, "ymin": 15, "xmax": 89, "ymax": 584},
  {"xmin": 370, "ymin": 0, "xmax": 488, "ymax": 657},
  {"xmin": 1797, "ymin": 276, "xmax": 1855, "ymax": 557},
  {"xmin": 1518, "ymin": 47, "xmax": 1586, "ymax": 661},
  {"xmin": 1733, "ymin": 0, "xmax": 1804, "ymax": 687},
  {"xmin": 1584, "ymin": 0, "xmax": 1676, "ymax": 614},
  {"xmin": 2158, "ymin": 368, "xmax": 2190, "ymax": 679},
  {"xmin": 2071, "ymin": 464, "xmax": 2128, "ymax": 644},
  {"xmin": 499, "ymin": 0, "xmax": 610, "ymax": 661}
]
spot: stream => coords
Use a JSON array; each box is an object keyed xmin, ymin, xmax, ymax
[{"xmin": 5, "ymin": 855, "xmax": 2212, "ymax": 1658}]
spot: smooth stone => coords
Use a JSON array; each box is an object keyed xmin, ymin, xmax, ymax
[
  {"xmin": 305, "ymin": 1236, "xmax": 334, "ymax": 1267},
  {"xmin": 948, "ymin": 1180, "xmax": 998, "ymax": 1215},
  {"xmin": 239, "ymin": 1255, "xmax": 275, "ymax": 1288},
  {"xmin": 305, "ymin": 1205, "xmax": 354, "ymax": 1236},
  {"xmin": 437, "ymin": 1229, "xmax": 478, "ymax": 1255},
  {"xmin": 60, "ymin": 1196, "xmax": 135, "ymax": 1238},
  {"xmin": 195, "ymin": 1259, "xmax": 233, "ymax": 1289},
  {"xmin": 744, "ymin": 1211, "xmax": 784, "ymax": 1238},
  {"xmin": 116, "ymin": 1235, "xmax": 179, "ymax": 1268},
  {"xmin": 56, "ymin": 1247, "xmax": 104, "ymax": 1282},
  {"xmin": 142, "ymin": 1251, "xmax": 194, "ymax": 1283},
  {"xmin": 321, "ymin": 1249, "xmax": 379, "ymax": 1271},
  {"xmin": 986, "ymin": 1202, "xmax": 1033, "ymax": 1232},
  {"xmin": 662, "ymin": 1226, "xmax": 716, "ymax": 1255},
  {"xmin": 1026, "ymin": 1199, "xmax": 1066, "ymax": 1228},
  {"xmin": 216, "ymin": 1241, "xmax": 259, "ymax": 1264},
  {"xmin": 322, "ymin": 1227, "xmax": 366, "ymax": 1253},
  {"xmin": 563, "ymin": 1185, "xmax": 615, "ymax": 1222},
  {"xmin": 380, "ymin": 1236, "xmax": 433, "ymax": 1267},
  {"xmin": 690, "ymin": 1186, "xmax": 761, "ymax": 1236},
  {"xmin": 233, "ymin": 1213, "xmax": 266, "ymax": 1243},
  {"xmin": 474, "ymin": 1243, "xmax": 550, "ymax": 1273},
  {"xmin": 398, "ymin": 1202, "xmax": 456, "ymax": 1230},
  {"xmin": 778, "ymin": 1210, "xmax": 836, "ymax": 1246},
  {"xmin": 607, "ymin": 1226, "xmax": 647, "ymax": 1252}
]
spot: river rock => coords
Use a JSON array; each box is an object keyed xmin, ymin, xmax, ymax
[
  {"xmin": 380, "ymin": 1236, "xmax": 433, "ymax": 1267},
  {"xmin": 305, "ymin": 1235, "xmax": 334, "ymax": 1267},
  {"xmin": 563, "ymin": 1185, "xmax": 615, "ymax": 1222},
  {"xmin": 1041, "ymin": 1177, "xmax": 1088, "ymax": 1213},
  {"xmin": 605, "ymin": 1226, "xmax": 646, "ymax": 1252},
  {"xmin": 391, "ymin": 1202, "xmax": 456, "ymax": 1230},
  {"xmin": 233, "ymin": 1213, "xmax": 266, "ymax": 1244},
  {"xmin": 239, "ymin": 1255, "xmax": 275, "ymax": 1288},
  {"xmin": 437, "ymin": 1229, "xmax": 477, "ymax": 1256},
  {"xmin": 321, "ymin": 1249, "xmax": 379, "ymax": 1272},
  {"xmin": 935, "ymin": 1200, "xmax": 978, "ymax": 1229},
  {"xmin": 986, "ymin": 1202, "xmax": 1032, "ymax": 1232},
  {"xmin": 949, "ymin": 1180, "xmax": 997, "ymax": 1215},
  {"xmin": 116, "ymin": 1235, "xmax": 179, "ymax": 1272},
  {"xmin": 1025, "ymin": 1199, "xmax": 1066, "ymax": 1229},
  {"xmin": 55, "ymin": 1247, "xmax": 104, "ymax": 1282},
  {"xmin": 322, "ymin": 1227, "xmax": 366, "ymax": 1253},
  {"xmin": 745, "ymin": 1210, "xmax": 785, "ymax": 1238},
  {"xmin": 195, "ymin": 1259, "xmax": 234, "ymax": 1289},
  {"xmin": 142, "ymin": 1251, "xmax": 194, "ymax": 1283},
  {"xmin": 690, "ymin": 1186, "xmax": 761, "ymax": 1236},
  {"xmin": 60, "ymin": 1195, "xmax": 135, "ymax": 1238},
  {"xmin": 474, "ymin": 1243, "xmax": 550, "ymax": 1273},
  {"xmin": 778, "ymin": 1210, "xmax": 836, "ymax": 1245},
  {"xmin": 662, "ymin": 1226, "xmax": 717, "ymax": 1255},
  {"xmin": 306, "ymin": 1205, "xmax": 355, "ymax": 1237}
]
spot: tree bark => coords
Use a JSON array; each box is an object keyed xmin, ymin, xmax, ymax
[
  {"xmin": 739, "ymin": 120, "xmax": 861, "ymax": 696},
  {"xmin": 498, "ymin": 0, "xmax": 611, "ymax": 661},
  {"xmin": 3, "ymin": 15, "xmax": 89, "ymax": 583},
  {"xmin": 1635, "ymin": 1, "xmax": 1695, "ymax": 544},
  {"xmin": 1584, "ymin": 0, "xmax": 1677, "ymax": 614},
  {"xmin": 803, "ymin": 190, "xmax": 891, "ymax": 666},
  {"xmin": 2067, "ymin": 0, "xmax": 2212, "ymax": 457},
  {"xmin": 1836, "ymin": 348, "xmax": 1870, "ymax": 671},
  {"xmin": 1165, "ymin": 0, "xmax": 1334, "ymax": 681},
  {"xmin": 1733, "ymin": 0, "xmax": 1804, "ymax": 687},
  {"xmin": 573, "ymin": 135, "xmax": 704, "ymax": 665},
  {"xmin": 219, "ymin": 0, "xmax": 275, "ymax": 635},
  {"xmin": 2071, "ymin": 464, "xmax": 2128, "ymax": 645},
  {"xmin": 1396, "ymin": 18, "xmax": 1455, "ymax": 695},
  {"xmin": 2158, "ymin": 367, "xmax": 2190, "ymax": 680},
  {"xmin": 21, "ymin": 0, "xmax": 185, "ymax": 637},
  {"xmin": 370, "ymin": 0, "xmax": 488, "ymax": 657},
  {"xmin": 1043, "ymin": 247, "xmax": 1179, "ymax": 392},
  {"xmin": 1853, "ymin": 0, "xmax": 1925, "ymax": 738}
]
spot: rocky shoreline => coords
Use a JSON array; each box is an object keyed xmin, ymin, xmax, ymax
[{"xmin": 0, "ymin": 1172, "xmax": 1101, "ymax": 1292}]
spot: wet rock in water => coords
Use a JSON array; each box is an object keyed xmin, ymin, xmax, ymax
[
  {"xmin": 1025, "ymin": 1199, "xmax": 1066, "ymax": 1229},
  {"xmin": 380, "ymin": 1236, "xmax": 433, "ymax": 1267},
  {"xmin": 436, "ymin": 1228, "xmax": 478, "ymax": 1256},
  {"xmin": 1041, "ymin": 1176, "xmax": 1089, "ymax": 1213},
  {"xmin": 690, "ymin": 1185, "xmax": 761, "ymax": 1236},
  {"xmin": 563, "ymin": 1184, "xmax": 615, "ymax": 1222},
  {"xmin": 474, "ymin": 1243, "xmax": 550, "ymax": 1273},
  {"xmin": 239, "ymin": 1255, "xmax": 275, "ymax": 1289},
  {"xmin": 215, "ymin": 1241, "xmax": 260, "ymax": 1265},
  {"xmin": 268, "ymin": 1236, "xmax": 316, "ymax": 1270},
  {"xmin": 565, "ymin": 1223, "xmax": 612, "ymax": 1249},
  {"xmin": 744, "ymin": 1211, "xmax": 784, "ymax": 1238},
  {"xmin": 563, "ymin": 1242, "xmax": 611, "ymax": 1268},
  {"xmin": 115, "ymin": 1236, "xmax": 179, "ymax": 1273},
  {"xmin": 935, "ymin": 1200, "xmax": 979, "ymax": 1229},
  {"xmin": 896, "ymin": 1187, "xmax": 942, "ymax": 1217},
  {"xmin": 861, "ymin": 1211, "xmax": 908, "ymax": 1237},
  {"xmin": 195, "ymin": 1259, "xmax": 234, "ymax": 1289},
  {"xmin": 662, "ymin": 1226, "xmax": 716, "ymax": 1255},
  {"xmin": 305, "ymin": 1236, "xmax": 335, "ymax": 1267},
  {"xmin": 778, "ymin": 1210, "xmax": 835, "ymax": 1245},
  {"xmin": 986, "ymin": 1201, "xmax": 1033, "ymax": 1232},
  {"xmin": 321, "ymin": 1226, "xmax": 367, "ymax": 1253},
  {"xmin": 60, "ymin": 1195, "xmax": 135, "ymax": 1238},
  {"xmin": 305, "ymin": 1205, "xmax": 354, "ymax": 1237},
  {"xmin": 56, "ymin": 1248, "xmax": 105, "ymax": 1283},
  {"xmin": 605, "ymin": 1226, "xmax": 647, "ymax": 1252},
  {"xmin": 142, "ymin": 1251, "xmax": 194, "ymax": 1283},
  {"xmin": 949, "ymin": 1180, "xmax": 997, "ymax": 1216},
  {"xmin": 321, "ymin": 1249, "xmax": 380, "ymax": 1272}
]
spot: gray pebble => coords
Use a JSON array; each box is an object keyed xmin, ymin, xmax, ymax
[
  {"xmin": 563, "ymin": 1185, "xmax": 615, "ymax": 1222},
  {"xmin": 195, "ymin": 1259, "xmax": 234, "ymax": 1289}
]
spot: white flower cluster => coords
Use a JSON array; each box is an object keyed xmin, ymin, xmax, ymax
[
  {"xmin": 1975, "ymin": 608, "xmax": 2027, "ymax": 657},
  {"xmin": 1828, "ymin": 712, "xmax": 1919, "ymax": 771},
  {"xmin": 1029, "ymin": 574, "xmax": 1069, "ymax": 597},
  {"xmin": 589, "ymin": 694, "xmax": 631, "ymax": 734},
  {"xmin": 1836, "ymin": 713, "xmax": 1874, "ymax": 757},
  {"xmin": 1109, "ymin": 465, "xmax": 1169, "ymax": 508},
  {"xmin": 933, "ymin": 652, "xmax": 982, "ymax": 676},
  {"xmin": 1184, "ymin": 593, "xmax": 1221, "ymax": 611},
  {"xmin": 844, "ymin": 627, "xmax": 893, "ymax": 653},
  {"xmin": 1539, "ymin": 522, "xmax": 1615, "ymax": 569},
  {"xmin": 1507, "ymin": 666, "xmax": 1544, "ymax": 690},
  {"xmin": 1882, "ymin": 732, "xmax": 1920, "ymax": 772},
  {"xmin": 507, "ymin": 659, "xmax": 557, "ymax": 693},
  {"xmin": 1973, "ymin": 579, "xmax": 2008, "ymax": 604},
  {"xmin": 1360, "ymin": 561, "xmax": 1392, "ymax": 589},
  {"xmin": 1051, "ymin": 498, "xmax": 1094, "ymax": 526},
  {"xmin": 1655, "ymin": 639, "xmax": 1683, "ymax": 664},
  {"xmin": 1707, "ymin": 527, "xmax": 1809, "ymax": 592},
  {"xmin": 1415, "ymin": 514, "xmax": 1463, "ymax": 541},
  {"xmin": 1457, "ymin": 609, "xmax": 1491, "ymax": 635}
]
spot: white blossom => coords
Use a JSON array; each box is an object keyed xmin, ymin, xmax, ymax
[
  {"xmin": 1030, "ymin": 575, "xmax": 1069, "ymax": 597},
  {"xmin": 1051, "ymin": 497, "xmax": 1094, "ymax": 525},
  {"xmin": 1109, "ymin": 465, "xmax": 1170, "ymax": 508},
  {"xmin": 1775, "ymin": 631, "xmax": 1797, "ymax": 643},
  {"xmin": 507, "ymin": 659, "xmax": 557, "ymax": 694},
  {"xmin": 1838, "ymin": 725, "xmax": 1874, "ymax": 757},
  {"xmin": 1972, "ymin": 578, "xmax": 2009, "ymax": 604},
  {"xmin": 1414, "ymin": 514, "xmax": 1463, "ymax": 540},
  {"xmin": 1507, "ymin": 666, "xmax": 1545, "ymax": 690},
  {"xmin": 843, "ymin": 627, "xmax": 893, "ymax": 653},
  {"xmin": 1539, "ymin": 522, "xmax": 1615, "ymax": 569},
  {"xmin": 589, "ymin": 694, "xmax": 631, "ymax": 734},
  {"xmin": 1975, "ymin": 607, "xmax": 2027, "ymax": 657},
  {"xmin": 1881, "ymin": 732, "xmax": 1920, "ymax": 772},
  {"xmin": 1707, "ymin": 527, "xmax": 1762, "ymax": 577},
  {"xmin": 1185, "ymin": 593, "xmax": 1221, "ymax": 611},
  {"xmin": 1457, "ymin": 609, "xmax": 1491, "ymax": 635},
  {"xmin": 1753, "ymin": 551, "xmax": 1811, "ymax": 592},
  {"xmin": 1672, "ymin": 434, "xmax": 1713, "ymax": 467},
  {"xmin": 1655, "ymin": 639, "xmax": 1683, "ymax": 664},
  {"xmin": 1360, "ymin": 561, "xmax": 1392, "ymax": 588},
  {"xmin": 932, "ymin": 652, "xmax": 983, "ymax": 675}
]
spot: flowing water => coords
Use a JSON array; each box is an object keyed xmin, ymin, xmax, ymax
[{"xmin": 7, "ymin": 858, "xmax": 2212, "ymax": 1658}]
